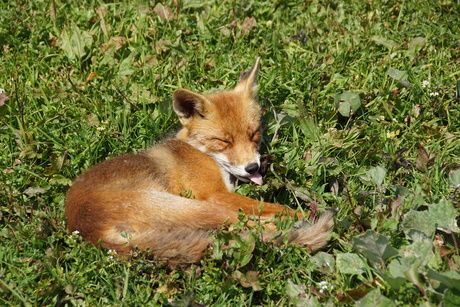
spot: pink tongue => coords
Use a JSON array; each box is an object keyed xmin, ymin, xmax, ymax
[{"xmin": 248, "ymin": 173, "xmax": 263, "ymax": 185}]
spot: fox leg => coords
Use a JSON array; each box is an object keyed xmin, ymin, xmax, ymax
[{"xmin": 205, "ymin": 192, "xmax": 304, "ymax": 221}]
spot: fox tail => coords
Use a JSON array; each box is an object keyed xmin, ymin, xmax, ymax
[{"xmin": 272, "ymin": 209, "xmax": 337, "ymax": 252}]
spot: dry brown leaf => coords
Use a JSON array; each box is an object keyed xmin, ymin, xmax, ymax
[
  {"xmin": 416, "ymin": 144, "xmax": 436, "ymax": 172},
  {"xmin": 153, "ymin": 3, "xmax": 175, "ymax": 20},
  {"xmin": 241, "ymin": 17, "xmax": 257, "ymax": 34},
  {"xmin": 100, "ymin": 36, "xmax": 127, "ymax": 55},
  {"xmin": 0, "ymin": 93, "xmax": 9, "ymax": 106}
]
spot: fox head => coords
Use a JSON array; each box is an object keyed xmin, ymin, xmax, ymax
[{"xmin": 173, "ymin": 58, "xmax": 263, "ymax": 189}]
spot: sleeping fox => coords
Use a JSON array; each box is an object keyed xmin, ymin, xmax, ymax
[{"xmin": 65, "ymin": 58, "xmax": 335, "ymax": 264}]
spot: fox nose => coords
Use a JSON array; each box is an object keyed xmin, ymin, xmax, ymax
[{"xmin": 245, "ymin": 163, "xmax": 260, "ymax": 175}]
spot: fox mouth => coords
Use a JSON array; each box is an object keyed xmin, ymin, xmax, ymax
[
  {"xmin": 233, "ymin": 173, "xmax": 263, "ymax": 185},
  {"xmin": 211, "ymin": 153, "xmax": 263, "ymax": 185}
]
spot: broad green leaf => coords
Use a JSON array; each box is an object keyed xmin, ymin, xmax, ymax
[
  {"xmin": 231, "ymin": 232, "xmax": 256, "ymax": 267},
  {"xmin": 448, "ymin": 169, "xmax": 460, "ymax": 188},
  {"xmin": 118, "ymin": 49, "xmax": 137, "ymax": 76},
  {"xmin": 401, "ymin": 210, "xmax": 435, "ymax": 238},
  {"xmin": 406, "ymin": 235, "xmax": 435, "ymax": 267},
  {"xmin": 388, "ymin": 67, "xmax": 412, "ymax": 88},
  {"xmin": 286, "ymin": 279, "xmax": 320, "ymax": 307},
  {"xmin": 388, "ymin": 256, "xmax": 411, "ymax": 279},
  {"xmin": 298, "ymin": 117, "xmax": 320, "ymax": 140},
  {"xmin": 428, "ymin": 199, "xmax": 460, "ymax": 233},
  {"xmin": 334, "ymin": 92, "xmax": 361, "ymax": 117},
  {"xmin": 356, "ymin": 289, "xmax": 395, "ymax": 307},
  {"xmin": 366, "ymin": 166, "xmax": 387, "ymax": 187},
  {"xmin": 389, "ymin": 255, "xmax": 427, "ymax": 292},
  {"xmin": 444, "ymin": 288, "xmax": 460, "ymax": 307},
  {"xmin": 387, "ymin": 234, "xmax": 433, "ymax": 292},
  {"xmin": 59, "ymin": 22, "xmax": 93, "ymax": 59},
  {"xmin": 404, "ymin": 258, "xmax": 425, "ymax": 293},
  {"xmin": 353, "ymin": 230, "xmax": 398, "ymax": 264},
  {"xmin": 311, "ymin": 252, "xmax": 335, "ymax": 274},
  {"xmin": 402, "ymin": 199, "xmax": 459, "ymax": 237},
  {"xmin": 407, "ymin": 37, "xmax": 427, "ymax": 51},
  {"xmin": 381, "ymin": 269, "xmax": 407, "ymax": 290},
  {"xmin": 427, "ymin": 269, "xmax": 460, "ymax": 291},
  {"xmin": 388, "ymin": 67, "xmax": 408, "ymax": 80},
  {"xmin": 406, "ymin": 37, "xmax": 427, "ymax": 58},
  {"xmin": 336, "ymin": 253, "xmax": 366, "ymax": 275}
]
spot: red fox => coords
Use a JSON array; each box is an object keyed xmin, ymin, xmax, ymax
[{"xmin": 65, "ymin": 58, "xmax": 335, "ymax": 264}]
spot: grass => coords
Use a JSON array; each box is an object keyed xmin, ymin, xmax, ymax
[{"xmin": 1, "ymin": 0, "xmax": 459, "ymax": 305}]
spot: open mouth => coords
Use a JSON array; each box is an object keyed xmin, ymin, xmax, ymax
[{"xmin": 235, "ymin": 173, "xmax": 263, "ymax": 185}]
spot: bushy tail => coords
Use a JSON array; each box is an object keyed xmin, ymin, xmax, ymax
[{"xmin": 272, "ymin": 209, "xmax": 336, "ymax": 252}]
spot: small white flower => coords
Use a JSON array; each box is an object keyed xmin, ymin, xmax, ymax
[
  {"xmin": 0, "ymin": 88, "xmax": 4, "ymax": 93},
  {"xmin": 318, "ymin": 281, "xmax": 328, "ymax": 289},
  {"xmin": 429, "ymin": 92, "xmax": 439, "ymax": 96},
  {"xmin": 317, "ymin": 281, "xmax": 333, "ymax": 292},
  {"xmin": 96, "ymin": 126, "xmax": 106, "ymax": 131},
  {"xmin": 421, "ymin": 80, "xmax": 429, "ymax": 88},
  {"xmin": 107, "ymin": 249, "xmax": 117, "ymax": 260},
  {"xmin": 72, "ymin": 230, "xmax": 80, "ymax": 235}
]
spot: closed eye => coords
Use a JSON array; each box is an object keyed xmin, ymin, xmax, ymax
[{"xmin": 213, "ymin": 138, "xmax": 231, "ymax": 145}]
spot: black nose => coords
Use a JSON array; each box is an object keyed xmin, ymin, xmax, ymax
[{"xmin": 245, "ymin": 163, "xmax": 260, "ymax": 174}]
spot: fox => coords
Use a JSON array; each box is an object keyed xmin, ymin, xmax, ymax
[{"xmin": 65, "ymin": 58, "xmax": 335, "ymax": 265}]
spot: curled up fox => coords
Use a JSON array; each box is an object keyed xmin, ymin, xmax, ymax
[{"xmin": 65, "ymin": 58, "xmax": 335, "ymax": 264}]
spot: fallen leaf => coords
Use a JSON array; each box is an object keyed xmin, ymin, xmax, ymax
[
  {"xmin": 412, "ymin": 104, "xmax": 421, "ymax": 118},
  {"xmin": 390, "ymin": 197, "xmax": 403, "ymax": 217},
  {"xmin": 155, "ymin": 39, "xmax": 171, "ymax": 54},
  {"xmin": 0, "ymin": 93, "xmax": 9, "ymax": 106},
  {"xmin": 407, "ymin": 37, "xmax": 426, "ymax": 58},
  {"xmin": 241, "ymin": 17, "xmax": 256, "ymax": 34},
  {"xmin": 86, "ymin": 72, "xmax": 99, "ymax": 82},
  {"xmin": 100, "ymin": 36, "xmax": 127, "ymax": 55},
  {"xmin": 371, "ymin": 36, "xmax": 399, "ymax": 49},
  {"xmin": 234, "ymin": 270, "xmax": 261, "ymax": 291},
  {"xmin": 153, "ymin": 3, "xmax": 175, "ymax": 20},
  {"xmin": 415, "ymin": 144, "xmax": 436, "ymax": 172},
  {"xmin": 24, "ymin": 186, "xmax": 48, "ymax": 196}
]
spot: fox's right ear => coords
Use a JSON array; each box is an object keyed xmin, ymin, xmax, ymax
[
  {"xmin": 173, "ymin": 89, "xmax": 212, "ymax": 121},
  {"xmin": 234, "ymin": 57, "xmax": 260, "ymax": 101}
]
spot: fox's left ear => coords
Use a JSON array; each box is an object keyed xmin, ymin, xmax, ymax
[{"xmin": 234, "ymin": 57, "xmax": 260, "ymax": 101}]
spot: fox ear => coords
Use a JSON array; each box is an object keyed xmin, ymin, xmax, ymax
[
  {"xmin": 234, "ymin": 57, "xmax": 260, "ymax": 100},
  {"xmin": 173, "ymin": 89, "xmax": 212, "ymax": 120}
]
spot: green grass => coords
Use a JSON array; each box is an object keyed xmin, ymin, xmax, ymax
[{"xmin": 1, "ymin": 0, "xmax": 459, "ymax": 305}]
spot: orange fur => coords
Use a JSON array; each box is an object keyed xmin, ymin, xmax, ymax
[{"xmin": 65, "ymin": 58, "xmax": 335, "ymax": 264}]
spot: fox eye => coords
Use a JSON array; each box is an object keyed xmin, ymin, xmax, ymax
[{"xmin": 213, "ymin": 138, "xmax": 231, "ymax": 145}]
